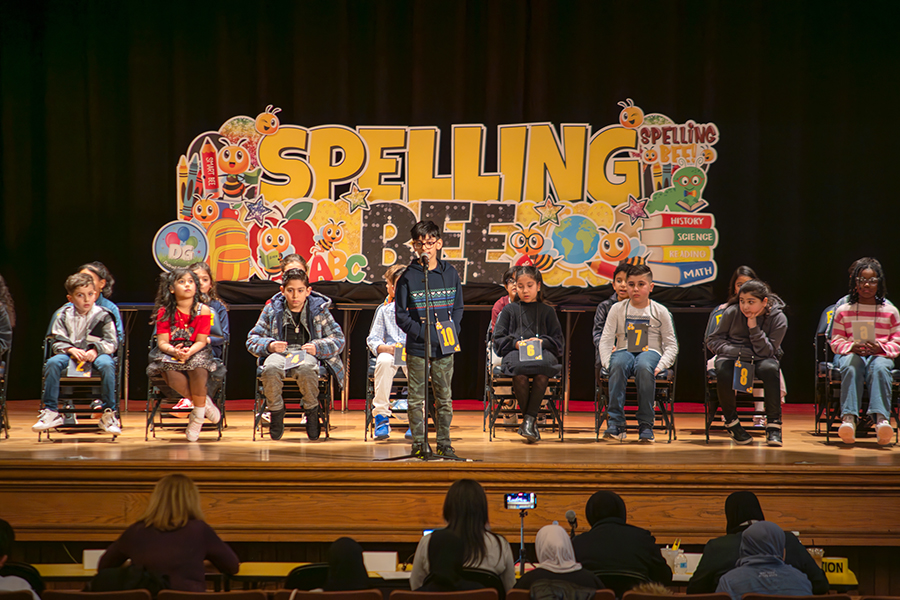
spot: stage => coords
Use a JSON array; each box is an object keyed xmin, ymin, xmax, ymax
[{"xmin": 3, "ymin": 403, "xmax": 900, "ymax": 554}]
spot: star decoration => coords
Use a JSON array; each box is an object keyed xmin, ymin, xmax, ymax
[
  {"xmin": 619, "ymin": 194, "xmax": 649, "ymax": 225},
  {"xmin": 533, "ymin": 195, "xmax": 564, "ymax": 226},
  {"xmin": 339, "ymin": 182, "xmax": 371, "ymax": 214},
  {"xmin": 243, "ymin": 198, "xmax": 274, "ymax": 227}
]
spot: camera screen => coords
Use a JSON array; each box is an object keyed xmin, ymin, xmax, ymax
[{"xmin": 505, "ymin": 492, "xmax": 537, "ymax": 509}]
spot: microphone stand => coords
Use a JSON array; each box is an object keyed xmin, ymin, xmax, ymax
[{"xmin": 379, "ymin": 252, "xmax": 468, "ymax": 462}]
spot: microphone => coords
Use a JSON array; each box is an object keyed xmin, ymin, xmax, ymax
[
  {"xmin": 565, "ymin": 510, "xmax": 578, "ymax": 538},
  {"xmin": 417, "ymin": 252, "xmax": 429, "ymax": 267}
]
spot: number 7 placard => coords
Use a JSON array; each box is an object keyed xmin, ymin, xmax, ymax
[{"xmin": 626, "ymin": 323, "xmax": 649, "ymax": 353}]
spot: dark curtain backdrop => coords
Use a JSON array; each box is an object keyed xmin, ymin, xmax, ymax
[{"xmin": 2, "ymin": 0, "xmax": 898, "ymax": 407}]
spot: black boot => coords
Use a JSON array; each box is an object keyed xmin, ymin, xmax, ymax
[
  {"xmin": 306, "ymin": 406, "xmax": 321, "ymax": 440},
  {"xmin": 269, "ymin": 408, "xmax": 286, "ymax": 440},
  {"xmin": 725, "ymin": 418, "xmax": 752, "ymax": 445},
  {"xmin": 518, "ymin": 415, "xmax": 539, "ymax": 443},
  {"xmin": 766, "ymin": 424, "xmax": 782, "ymax": 447}
]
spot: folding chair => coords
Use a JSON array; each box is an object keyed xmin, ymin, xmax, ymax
[
  {"xmin": 253, "ymin": 361, "xmax": 336, "ymax": 440},
  {"xmin": 145, "ymin": 334, "xmax": 227, "ymax": 441},
  {"xmin": 814, "ymin": 303, "xmax": 900, "ymax": 443},
  {"xmin": 0, "ymin": 341, "xmax": 10, "ymax": 439},
  {"xmin": 38, "ymin": 306, "xmax": 123, "ymax": 441},
  {"xmin": 484, "ymin": 329, "xmax": 565, "ymax": 441},
  {"xmin": 364, "ymin": 354, "xmax": 408, "ymax": 441},
  {"xmin": 594, "ymin": 361, "xmax": 677, "ymax": 443}
]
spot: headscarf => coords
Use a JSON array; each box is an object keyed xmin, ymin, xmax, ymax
[
  {"xmin": 535, "ymin": 524, "xmax": 582, "ymax": 574},
  {"xmin": 737, "ymin": 521, "xmax": 786, "ymax": 567},
  {"xmin": 420, "ymin": 529, "xmax": 481, "ymax": 592},
  {"xmin": 585, "ymin": 490, "xmax": 627, "ymax": 526},
  {"xmin": 323, "ymin": 537, "xmax": 370, "ymax": 591},
  {"xmin": 725, "ymin": 491, "xmax": 765, "ymax": 535}
]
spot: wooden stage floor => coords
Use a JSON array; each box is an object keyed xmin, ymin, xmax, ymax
[{"xmin": 2, "ymin": 404, "xmax": 900, "ymax": 548}]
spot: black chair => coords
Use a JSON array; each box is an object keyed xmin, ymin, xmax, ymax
[
  {"xmin": 591, "ymin": 570, "xmax": 650, "ymax": 599},
  {"xmin": 144, "ymin": 334, "xmax": 227, "ymax": 441},
  {"xmin": 283, "ymin": 563, "xmax": 329, "ymax": 591},
  {"xmin": 0, "ymin": 561, "xmax": 46, "ymax": 594},
  {"xmin": 814, "ymin": 303, "xmax": 900, "ymax": 443},
  {"xmin": 38, "ymin": 305, "xmax": 124, "ymax": 441},
  {"xmin": 594, "ymin": 363, "xmax": 676, "ymax": 443},
  {"xmin": 459, "ymin": 568, "xmax": 504, "ymax": 598},
  {"xmin": 253, "ymin": 362, "xmax": 336, "ymax": 441},
  {"xmin": 364, "ymin": 354, "xmax": 408, "ymax": 441},
  {"xmin": 484, "ymin": 327, "xmax": 565, "ymax": 441},
  {"xmin": 0, "ymin": 341, "xmax": 11, "ymax": 440}
]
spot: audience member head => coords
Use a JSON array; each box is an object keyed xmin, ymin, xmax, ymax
[
  {"xmin": 516, "ymin": 265, "xmax": 544, "ymax": 303},
  {"xmin": 725, "ymin": 491, "xmax": 765, "ymax": 535},
  {"xmin": 79, "ymin": 262, "xmax": 116, "ymax": 299},
  {"xmin": 280, "ymin": 253, "xmax": 308, "ymax": 274},
  {"xmin": 324, "ymin": 537, "xmax": 369, "ymax": 591},
  {"xmin": 189, "ymin": 261, "xmax": 224, "ymax": 306},
  {"xmin": 727, "ymin": 266, "xmax": 758, "ymax": 302},
  {"xmin": 66, "ymin": 272, "xmax": 97, "ymax": 315},
  {"xmin": 0, "ymin": 518, "xmax": 13, "ymax": 567},
  {"xmin": 738, "ymin": 521, "xmax": 786, "ymax": 563},
  {"xmin": 140, "ymin": 473, "xmax": 205, "ymax": 532},
  {"xmin": 0, "ymin": 274, "xmax": 16, "ymax": 328},
  {"xmin": 425, "ymin": 529, "xmax": 468, "ymax": 589},
  {"xmin": 443, "ymin": 479, "xmax": 492, "ymax": 565},
  {"xmin": 848, "ymin": 257, "xmax": 886, "ymax": 305},
  {"xmin": 535, "ymin": 524, "xmax": 581, "ymax": 573},
  {"xmin": 631, "ymin": 582, "xmax": 674, "ymax": 595},
  {"xmin": 585, "ymin": 490, "xmax": 626, "ymax": 527}
]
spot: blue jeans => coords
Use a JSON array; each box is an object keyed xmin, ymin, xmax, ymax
[
  {"xmin": 607, "ymin": 349, "xmax": 660, "ymax": 428},
  {"xmin": 42, "ymin": 353, "xmax": 117, "ymax": 411},
  {"xmin": 838, "ymin": 353, "xmax": 894, "ymax": 418}
]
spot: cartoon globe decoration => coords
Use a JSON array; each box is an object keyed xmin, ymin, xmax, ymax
[{"xmin": 550, "ymin": 215, "xmax": 600, "ymax": 265}]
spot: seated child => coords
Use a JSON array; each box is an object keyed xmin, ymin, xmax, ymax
[
  {"xmin": 491, "ymin": 267, "xmax": 519, "ymax": 330},
  {"xmin": 247, "ymin": 268, "xmax": 345, "ymax": 440},
  {"xmin": 592, "ymin": 262, "xmax": 630, "ymax": 372},
  {"xmin": 366, "ymin": 264, "xmax": 407, "ymax": 441},
  {"xmin": 0, "ymin": 273, "xmax": 13, "ymax": 357},
  {"xmin": 707, "ymin": 280, "xmax": 787, "ymax": 446},
  {"xmin": 79, "ymin": 262, "xmax": 124, "ymax": 345},
  {"xmin": 830, "ymin": 257, "xmax": 900, "ymax": 445},
  {"xmin": 147, "ymin": 268, "xmax": 223, "ymax": 441},
  {"xmin": 597, "ymin": 264, "xmax": 678, "ymax": 443},
  {"xmin": 33, "ymin": 273, "xmax": 119, "ymax": 434}
]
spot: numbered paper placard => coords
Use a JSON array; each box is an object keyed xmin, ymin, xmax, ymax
[
  {"xmin": 519, "ymin": 339, "xmax": 543, "ymax": 361},
  {"xmin": 852, "ymin": 320, "xmax": 876, "ymax": 344},
  {"xmin": 67, "ymin": 359, "xmax": 92, "ymax": 378},
  {"xmin": 393, "ymin": 343, "xmax": 407, "ymax": 367},
  {"xmin": 284, "ymin": 347, "xmax": 307, "ymax": 368},
  {"xmin": 732, "ymin": 359, "xmax": 754, "ymax": 394},
  {"xmin": 626, "ymin": 322, "xmax": 650, "ymax": 353},
  {"xmin": 435, "ymin": 320, "xmax": 460, "ymax": 355}
]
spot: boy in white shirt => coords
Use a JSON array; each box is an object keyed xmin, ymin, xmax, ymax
[
  {"xmin": 366, "ymin": 264, "xmax": 407, "ymax": 440},
  {"xmin": 598, "ymin": 264, "xmax": 678, "ymax": 442}
]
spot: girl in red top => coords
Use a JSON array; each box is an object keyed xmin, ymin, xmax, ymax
[{"xmin": 149, "ymin": 268, "xmax": 220, "ymax": 441}]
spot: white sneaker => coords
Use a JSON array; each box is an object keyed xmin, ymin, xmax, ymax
[
  {"xmin": 185, "ymin": 409, "xmax": 204, "ymax": 441},
  {"xmin": 261, "ymin": 411, "xmax": 271, "ymax": 423},
  {"xmin": 99, "ymin": 408, "xmax": 122, "ymax": 435},
  {"xmin": 753, "ymin": 415, "xmax": 767, "ymax": 428},
  {"xmin": 173, "ymin": 398, "xmax": 194, "ymax": 410},
  {"xmin": 502, "ymin": 412, "xmax": 518, "ymax": 425},
  {"xmin": 838, "ymin": 415, "xmax": 856, "ymax": 444},
  {"xmin": 204, "ymin": 398, "xmax": 221, "ymax": 424},
  {"xmin": 32, "ymin": 409, "xmax": 64, "ymax": 432},
  {"xmin": 875, "ymin": 416, "xmax": 894, "ymax": 446}
]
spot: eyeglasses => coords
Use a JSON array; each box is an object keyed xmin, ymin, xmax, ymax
[
  {"xmin": 857, "ymin": 277, "xmax": 880, "ymax": 285},
  {"xmin": 413, "ymin": 240, "xmax": 439, "ymax": 249}
]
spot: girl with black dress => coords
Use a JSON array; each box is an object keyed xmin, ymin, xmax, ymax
[{"xmin": 493, "ymin": 266, "xmax": 564, "ymax": 443}]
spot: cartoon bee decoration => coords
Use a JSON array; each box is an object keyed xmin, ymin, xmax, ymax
[
  {"xmin": 510, "ymin": 222, "xmax": 556, "ymax": 271},
  {"xmin": 255, "ymin": 105, "xmax": 282, "ymax": 136},
  {"xmin": 618, "ymin": 98, "xmax": 644, "ymax": 129},
  {"xmin": 192, "ymin": 196, "xmax": 220, "ymax": 226},
  {"xmin": 588, "ymin": 223, "xmax": 647, "ymax": 280},
  {"xmin": 258, "ymin": 224, "xmax": 292, "ymax": 277},
  {"xmin": 313, "ymin": 218, "xmax": 345, "ymax": 253},
  {"xmin": 217, "ymin": 138, "xmax": 251, "ymax": 200}
]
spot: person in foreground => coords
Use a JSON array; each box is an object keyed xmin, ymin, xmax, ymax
[
  {"xmin": 323, "ymin": 537, "xmax": 371, "ymax": 591},
  {"xmin": 417, "ymin": 529, "xmax": 483, "ymax": 592},
  {"xmin": 0, "ymin": 519, "xmax": 40, "ymax": 600},
  {"xmin": 716, "ymin": 521, "xmax": 812, "ymax": 600},
  {"xmin": 410, "ymin": 479, "xmax": 515, "ymax": 591},
  {"xmin": 687, "ymin": 491, "xmax": 828, "ymax": 594},
  {"xmin": 98, "ymin": 473, "xmax": 239, "ymax": 591},
  {"xmin": 515, "ymin": 524, "xmax": 604, "ymax": 590},
  {"xmin": 572, "ymin": 490, "xmax": 671, "ymax": 586}
]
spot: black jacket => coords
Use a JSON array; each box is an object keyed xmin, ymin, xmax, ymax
[
  {"xmin": 686, "ymin": 526, "xmax": 829, "ymax": 594},
  {"xmin": 395, "ymin": 258, "xmax": 464, "ymax": 358},
  {"xmin": 571, "ymin": 517, "xmax": 672, "ymax": 585},
  {"xmin": 592, "ymin": 295, "xmax": 617, "ymax": 369}
]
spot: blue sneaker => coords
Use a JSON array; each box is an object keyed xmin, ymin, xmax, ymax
[
  {"xmin": 638, "ymin": 423, "xmax": 655, "ymax": 443},
  {"xmin": 404, "ymin": 428, "xmax": 413, "ymax": 440},
  {"xmin": 603, "ymin": 425, "xmax": 626, "ymax": 441},
  {"xmin": 374, "ymin": 415, "xmax": 391, "ymax": 440}
]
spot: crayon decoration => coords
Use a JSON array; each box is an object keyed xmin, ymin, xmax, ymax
[
  {"xmin": 177, "ymin": 155, "xmax": 188, "ymax": 217},
  {"xmin": 201, "ymin": 137, "xmax": 220, "ymax": 198},
  {"xmin": 184, "ymin": 155, "xmax": 200, "ymax": 219}
]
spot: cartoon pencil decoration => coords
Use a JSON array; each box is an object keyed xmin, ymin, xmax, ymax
[
  {"xmin": 183, "ymin": 154, "xmax": 200, "ymax": 219},
  {"xmin": 201, "ymin": 137, "xmax": 220, "ymax": 198},
  {"xmin": 177, "ymin": 155, "xmax": 189, "ymax": 217}
]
